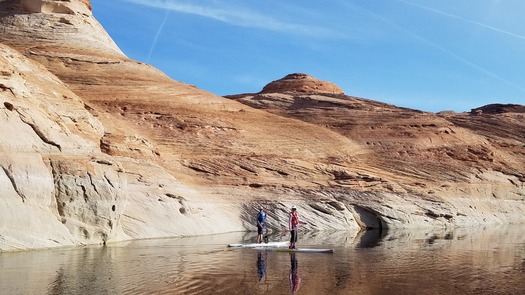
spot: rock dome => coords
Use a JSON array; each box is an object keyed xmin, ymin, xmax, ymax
[{"xmin": 260, "ymin": 73, "xmax": 344, "ymax": 95}]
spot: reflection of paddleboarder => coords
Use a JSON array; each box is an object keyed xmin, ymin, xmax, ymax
[
  {"xmin": 256, "ymin": 251, "xmax": 267, "ymax": 281},
  {"xmin": 289, "ymin": 253, "xmax": 301, "ymax": 293}
]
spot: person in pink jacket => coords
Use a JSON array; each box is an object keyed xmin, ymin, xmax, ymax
[{"xmin": 288, "ymin": 205, "xmax": 306, "ymax": 249}]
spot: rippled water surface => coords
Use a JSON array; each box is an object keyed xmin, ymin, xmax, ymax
[{"xmin": 1, "ymin": 226, "xmax": 525, "ymax": 295}]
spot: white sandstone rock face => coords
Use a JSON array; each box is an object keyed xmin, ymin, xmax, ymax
[
  {"xmin": 0, "ymin": 0, "xmax": 123, "ymax": 56},
  {"xmin": 50, "ymin": 156, "xmax": 128, "ymax": 245},
  {"xmin": 20, "ymin": 0, "xmax": 91, "ymax": 15},
  {"xmin": 0, "ymin": 153, "xmax": 75, "ymax": 250},
  {"xmin": 0, "ymin": 43, "xmax": 124, "ymax": 250},
  {"xmin": 0, "ymin": 44, "xmax": 103, "ymax": 153}
]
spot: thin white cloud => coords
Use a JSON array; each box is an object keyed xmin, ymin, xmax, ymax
[
  {"xmin": 147, "ymin": 9, "xmax": 170, "ymax": 62},
  {"xmin": 400, "ymin": 0, "xmax": 525, "ymax": 41},
  {"xmin": 358, "ymin": 5, "xmax": 525, "ymax": 93},
  {"xmin": 123, "ymin": 0, "xmax": 336, "ymax": 37}
]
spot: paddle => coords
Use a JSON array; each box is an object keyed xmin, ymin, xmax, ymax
[{"xmin": 280, "ymin": 222, "xmax": 307, "ymax": 233}]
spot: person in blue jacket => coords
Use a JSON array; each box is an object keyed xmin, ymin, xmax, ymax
[{"xmin": 256, "ymin": 208, "xmax": 267, "ymax": 243}]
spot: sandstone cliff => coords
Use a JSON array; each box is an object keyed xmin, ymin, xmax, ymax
[{"xmin": 1, "ymin": 0, "xmax": 524, "ymax": 251}]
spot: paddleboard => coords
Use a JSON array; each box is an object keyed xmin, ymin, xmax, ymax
[
  {"xmin": 275, "ymin": 248, "xmax": 334, "ymax": 253},
  {"xmin": 228, "ymin": 241, "xmax": 288, "ymax": 248}
]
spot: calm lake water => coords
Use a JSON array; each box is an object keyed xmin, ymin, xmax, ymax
[{"xmin": 1, "ymin": 225, "xmax": 525, "ymax": 295}]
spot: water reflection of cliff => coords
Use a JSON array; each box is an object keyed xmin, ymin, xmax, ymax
[
  {"xmin": 282, "ymin": 225, "xmax": 525, "ymax": 294},
  {"xmin": 47, "ymin": 247, "xmax": 119, "ymax": 295},
  {"xmin": 296, "ymin": 224, "xmax": 525, "ymax": 250},
  {"xmin": 1, "ymin": 227, "xmax": 525, "ymax": 294},
  {"xmin": 340, "ymin": 225, "xmax": 525, "ymax": 294}
]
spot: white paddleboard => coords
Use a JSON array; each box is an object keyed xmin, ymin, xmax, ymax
[
  {"xmin": 275, "ymin": 248, "xmax": 334, "ymax": 253},
  {"xmin": 228, "ymin": 241, "xmax": 288, "ymax": 248}
]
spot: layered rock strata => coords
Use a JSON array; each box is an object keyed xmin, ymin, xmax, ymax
[
  {"xmin": 0, "ymin": 0, "xmax": 524, "ymax": 251},
  {"xmin": 260, "ymin": 73, "xmax": 344, "ymax": 95}
]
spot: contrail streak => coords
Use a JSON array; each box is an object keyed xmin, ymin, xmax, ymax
[
  {"xmin": 125, "ymin": 0, "xmax": 338, "ymax": 38},
  {"xmin": 147, "ymin": 9, "xmax": 170, "ymax": 62},
  {"xmin": 400, "ymin": 0, "xmax": 525, "ymax": 40},
  {"xmin": 360, "ymin": 5, "xmax": 525, "ymax": 93}
]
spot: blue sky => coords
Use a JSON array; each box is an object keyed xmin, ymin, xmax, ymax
[{"xmin": 90, "ymin": 0, "xmax": 525, "ymax": 112}]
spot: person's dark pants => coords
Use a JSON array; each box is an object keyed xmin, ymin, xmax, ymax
[{"xmin": 290, "ymin": 229, "xmax": 298, "ymax": 243}]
